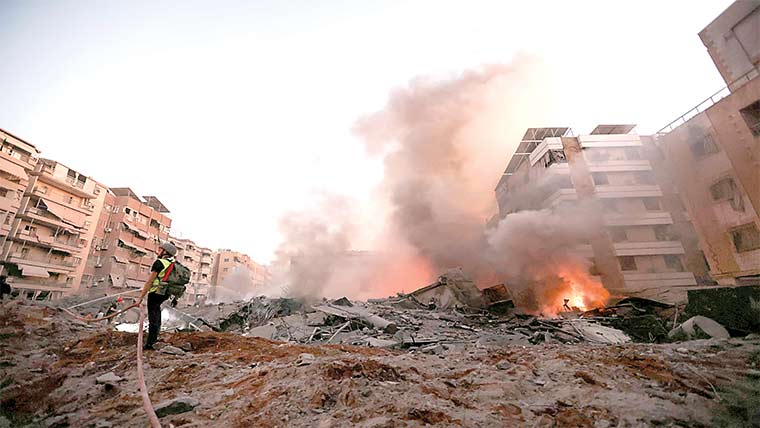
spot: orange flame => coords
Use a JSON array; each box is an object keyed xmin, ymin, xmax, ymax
[{"xmin": 539, "ymin": 264, "xmax": 609, "ymax": 317}]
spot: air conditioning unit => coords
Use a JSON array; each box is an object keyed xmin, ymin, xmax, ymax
[
  {"xmin": 95, "ymin": 263, "xmax": 102, "ymax": 268},
  {"xmin": 104, "ymin": 228, "xmax": 112, "ymax": 233}
]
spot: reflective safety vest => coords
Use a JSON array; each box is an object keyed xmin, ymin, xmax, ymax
[{"xmin": 149, "ymin": 257, "xmax": 175, "ymax": 293}]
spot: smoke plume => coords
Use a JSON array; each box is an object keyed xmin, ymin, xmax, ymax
[{"xmin": 270, "ymin": 54, "xmax": 608, "ymax": 313}]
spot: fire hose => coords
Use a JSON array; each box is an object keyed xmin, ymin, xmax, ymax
[
  {"xmin": 60, "ymin": 296, "xmax": 162, "ymax": 427},
  {"xmin": 137, "ymin": 303, "xmax": 162, "ymax": 428}
]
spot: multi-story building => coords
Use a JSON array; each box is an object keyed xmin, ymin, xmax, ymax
[
  {"xmin": 168, "ymin": 236, "xmax": 211, "ymax": 303},
  {"xmin": 657, "ymin": 1, "xmax": 760, "ymax": 286},
  {"xmin": 82, "ymin": 187, "xmax": 171, "ymax": 293},
  {"xmin": 0, "ymin": 132, "xmax": 107, "ymax": 300},
  {"xmin": 209, "ymin": 248, "xmax": 269, "ymax": 295},
  {"xmin": 494, "ymin": 126, "xmax": 700, "ymax": 303}
]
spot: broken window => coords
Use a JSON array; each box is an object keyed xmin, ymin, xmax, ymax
[
  {"xmin": 618, "ymin": 256, "xmax": 637, "ymax": 271},
  {"xmin": 740, "ymin": 99, "xmax": 760, "ymax": 137},
  {"xmin": 710, "ymin": 177, "xmax": 745, "ymax": 211},
  {"xmin": 543, "ymin": 149, "xmax": 567, "ymax": 168},
  {"xmin": 592, "ymin": 173, "xmax": 609, "ymax": 186},
  {"xmin": 643, "ymin": 198, "xmax": 661, "ymax": 211},
  {"xmin": 624, "ymin": 147, "xmax": 642, "ymax": 160},
  {"xmin": 688, "ymin": 133, "xmax": 719, "ymax": 158},
  {"xmin": 664, "ymin": 255, "xmax": 684, "ymax": 271},
  {"xmin": 730, "ymin": 223, "xmax": 760, "ymax": 253},
  {"xmin": 609, "ymin": 227, "xmax": 627, "ymax": 242},
  {"xmin": 710, "ymin": 177, "xmax": 736, "ymax": 200},
  {"xmin": 654, "ymin": 225, "xmax": 673, "ymax": 241}
]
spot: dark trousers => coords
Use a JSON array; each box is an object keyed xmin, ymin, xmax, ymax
[{"xmin": 147, "ymin": 292, "xmax": 169, "ymax": 345}]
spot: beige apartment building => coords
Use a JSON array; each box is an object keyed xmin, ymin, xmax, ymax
[
  {"xmin": 82, "ymin": 187, "xmax": 171, "ymax": 294},
  {"xmin": 0, "ymin": 129, "xmax": 107, "ymax": 300},
  {"xmin": 168, "ymin": 236, "xmax": 212, "ymax": 303},
  {"xmin": 210, "ymin": 249, "xmax": 269, "ymax": 293},
  {"xmin": 657, "ymin": 1, "xmax": 760, "ymax": 286},
  {"xmin": 494, "ymin": 126, "xmax": 702, "ymax": 303}
]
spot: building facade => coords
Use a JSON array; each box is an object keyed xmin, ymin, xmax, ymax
[
  {"xmin": 82, "ymin": 187, "xmax": 171, "ymax": 294},
  {"xmin": 0, "ymin": 131, "xmax": 107, "ymax": 300},
  {"xmin": 657, "ymin": 1, "xmax": 760, "ymax": 286},
  {"xmin": 168, "ymin": 236, "xmax": 212, "ymax": 303},
  {"xmin": 495, "ymin": 126, "xmax": 700, "ymax": 303}
]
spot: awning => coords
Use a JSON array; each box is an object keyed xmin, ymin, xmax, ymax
[
  {"xmin": 112, "ymin": 256, "xmax": 128, "ymax": 264},
  {"xmin": 118, "ymin": 239, "xmax": 146, "ymax": 254},
  {"xmin": 38, "ymin": 200, "xmax": 85, "ymax": 229},
  {"xmin": 17, "ymin": 264, "xmax": 50, "ymax": 278},
  {"xmin": 123, "ymin": 221, "xmax": 148, "ymax": 239},
  {"xmin": 125, "ymin": 279, "xmax": 144, "ymax": 289},
  {"xmin": 0, "ymin": 158, "xmax": 28, "ymax": 180}
]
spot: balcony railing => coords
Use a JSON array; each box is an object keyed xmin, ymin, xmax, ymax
[
  {"xmin": 64, "ymin": 176, "xmax": 86, "ymax": 189},
  {"xmin": 10, "ymin": 253, "xmax": 80, "ymax": 268},
  {"xmin": 658, "ymin": 65, "xmax": 759, "ymax": 134},
  {"xmin": 9, "ymin": 278, "xmax": 71, "ymax": 288}
]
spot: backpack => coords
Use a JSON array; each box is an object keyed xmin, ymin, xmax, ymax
[{"xmin": 160, "ymin": 260, "xmax": 191, "ymax": 298}]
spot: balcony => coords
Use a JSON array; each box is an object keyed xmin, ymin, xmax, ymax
[
  {"xmin": 8, "ymin": 277, "xmax": 71, "ymax": 291},
  {"xmin": 22, "ymin": 208, "xmax": 81, "ymax": 233},
  {"xmin": 64, "ymin": 176, "xmax": 85, "ymax": 189},
  {"xmin": 9, "ymin": 253, "xmax": 79, "ymax": 272},
  {"xmin": 37, "ymin": 173, "xmax": 96, "ymax": 199},
  {"xmin": 613, "ymin": 241, "xmax": 685, "ymax": 256},
  {"xmin": 587, "ymin": 159, "xmax": 652, "ymax": 173},
  {"xmin": 594, "ymin": 185, "xmax": 663, "ymax": 199},
  {"xmin": 604, "ymin": 212, "xmax": 673, "ymax": 227}
]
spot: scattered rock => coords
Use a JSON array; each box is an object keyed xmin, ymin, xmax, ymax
[
  {"xmin": 154, "ymin": 396, "xmax": 200, "ymax": 418},
  {"xmin": 296, "ymin": 353, "xmax": 315, "ymax": 366},
  {"xmin": 496, "ymin": 360, "xmax": 511, "ymax": 370},
  {"xmin": 45, "ymin": 415, "xmax": 69, "ymax": 427},
  {"xmin": 421, "ymin": 344, "xmax": 444, "ymax": 355},
  {"xmin": 676, "ymin": 348, "xmax": 689, "ymax": 354},
  {"xmin": 160, "ymin": 345, "xmax": 187, "ymax": 356},
  {"xmin": 179, "ymin": 342, "xmax": 194, "ymax": 352},
  {"xmin": 95, "ymin": 372, "xmax": 124, "ymax": 385},
  {"xmin": 93, "ymin": 422, "xmax": 113, "ymax": 428},
  {"xmin": 0, "ymin": 417, "xmax": 9, "ymax": 428},
  {"xmin": 669, "ymin": 316, "xmax": 730, "ymax": 340}
]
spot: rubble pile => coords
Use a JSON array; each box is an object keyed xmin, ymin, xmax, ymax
[
  {"xmin": 2, "ymin": 298, "xmax": 760, "ymax": 428},
  {"xmin": 3, "ymin": 279, "xmax": 760, "ymax": 427}
]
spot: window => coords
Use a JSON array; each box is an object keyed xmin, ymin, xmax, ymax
[
  {"xmin": 740, "ymin": 100, "xmax": 760, "ymax": 137},
  {"xmin": 643, "ymin": 198, "xmax": 661, "ymax": 211},
  {"xmin": 654, "ymin": 225, "xmax": 672, "ymax": 241},
  {"xmin": 224, "ymin": 258, "xmax": 229, "ymax": 262},
  {"xmin": 664, "ymin": 255, "xmax": 684, "ymax": 271},
  {"xmin": 592, "ymin": 173, "xmax": 609, "ymax": 185},
  {"xmin": 730, "ymin": 223, "xmax": 760, "ymax": 253},
  {"xmin": 688, "ymin": 134, "xmax": 719, "ymax": 158},
  {"xmin": 609, "ymin": 228, "xmax": 627, "ymax": 242},
  {"xmin": 24, "ymin": 224, "xmax": 37, "ymax": 234},
  {"xmin": 223, "ymin": 268, "xmax": 228, "ymax": 272},
  {"xmin": 20, "ymin": 247, "xmax": 29, "ymax": 257},
  {"xmin": 710, "ymin": 178, "xmax": 737, "ymax": 201},
  {"xmin": 618, "ymin": 256, "xmax": 637, "ymax": 271},
  {"xmin": 125, "ymin": 207, "xmax": 131, "ymax": 214},
  {"xmin": 624, "ymin": 147, "xmax": 642, "ymax": 160},
  {"xmin": 66, "ymin": 196, "xmax": 74, "ymax": 204}
]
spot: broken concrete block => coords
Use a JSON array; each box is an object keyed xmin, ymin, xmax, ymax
[
  {"xmin": 246, "ymin": 323, "xmax": 277, "ymax": 339},
  {"xmin": 362, "ymin": 337, "xmax": 399, "ymax": 348},
  {"xmin": 45, "ymin": 415, "xmax": 69, "ymax": 427},
  {"xmin": 160, "ymin": 345, "xmax": 187, "ymax": 356},
  {"xmin": 568, "ymin": 320, "xmax": 631, "ymax": 344},
  {"xmin": 179, "ymin": 342, "xmax": 194, "ymax": 352},
  {"xmin": 95, "ymin": 372, "xmax": 124, "ymax": 385},
  {"xmin": 668, "ymin": 316, "xmax": 730, "ymax": 340},
  {"xmin": 496, "ymin": 360, "xmax": 511, "ymax": 370},
  {"xmin": 421, "ymin": 344, "xmax": 444, "ymax": 355},
  {"xmin": 154, "ymin": 396, "xmax": 200, "ymax": 418},
  {"xmin": 0, "ymin": 417, "xmax": 9, "ymax": 428},
  {"xmin": 332, "ymin": 297, "xmax": 353, "ymax": 307},
  {"xmin": 296, "ymin": 353, "xmax": 315, "ymax": 366}
]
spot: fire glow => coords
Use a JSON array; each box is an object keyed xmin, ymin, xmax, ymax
[{"xmin": 540, "ymin": 265, "xmax": 610, "ymax": 317}]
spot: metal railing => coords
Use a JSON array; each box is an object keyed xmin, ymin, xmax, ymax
[
  {"xmin": 10, "ymin": 252, "xmax": 80, "ymax": 267},
  {"xmin": 658, "ymin": 66, "xmax": 759, "ymax": 135}
]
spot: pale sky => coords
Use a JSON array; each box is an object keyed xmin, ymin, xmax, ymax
[{"xmin": 0, "ymin": 0, "xmax": 732, "ymax": 263}]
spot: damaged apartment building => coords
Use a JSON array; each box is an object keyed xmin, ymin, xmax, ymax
[
  {"xmin": 493, "ymin": 126, "xmax": 705, "ymax": 303},
  {"xmin": 657, "ymin": 0, "xmax": 760, "ymax": 287},
  {"xmin": 209, "ymin": 249, "xmax": 270, "ymax": 298},
  {"xmin": 168, "ymin": 236, "xmax": 214, "ymax": 303},
  {"xmin": 0, "ymin": 128, "xmax": 107, "ymax": 300},
  {"xmin": 82, "ymin": 187, "xmax": 172, "ymax": 294}
]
